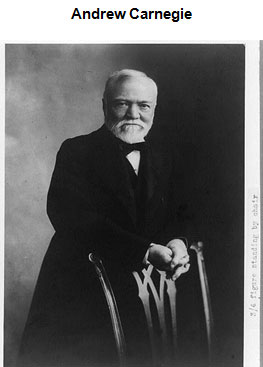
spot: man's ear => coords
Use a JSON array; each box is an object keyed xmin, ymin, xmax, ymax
[{"xmin": 102, "ymin": 98, "xmax": 107, "ymax": 117}]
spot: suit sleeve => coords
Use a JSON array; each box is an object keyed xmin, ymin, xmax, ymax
[
  {"xmin": 156, "ymin": 150, "xmax": 199, "ymax": 247},
  {"xmin": 47, "ymin": 140, "xmax": 151, "ymax": 270}
]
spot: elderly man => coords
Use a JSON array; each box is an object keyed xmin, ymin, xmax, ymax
[{"xmin": 19, "ymin": 70, "xmax": 191, "ymax": 367}]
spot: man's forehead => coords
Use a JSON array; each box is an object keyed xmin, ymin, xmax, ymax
[{"xmin": 109, "ymin": 76, "xmax": 157, "ymax": 100}]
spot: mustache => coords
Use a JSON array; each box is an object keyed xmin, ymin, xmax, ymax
[{"xmin": 116, "ymin": 120, "xmax": 145, "ymax": 129}]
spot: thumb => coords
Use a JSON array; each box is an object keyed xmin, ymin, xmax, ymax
[
  {"xmin": 163, "ymin": 247, "xmax": 173, "ymax": 263},
  {"xmin": 171, "ymin": 253, "xmax": 180, "ymax": 267},
  {"xmin": 165, "ymin": 247, "xmax": 173, "ymax": 257}
]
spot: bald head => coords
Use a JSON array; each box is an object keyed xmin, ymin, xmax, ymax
[
  {"xmin": 103, "ymin": 69, "xmax": 158, "ymax": 103},
  {"xmin": 103, "ymin": 69, "xmax": 158, "ymax": 144}
]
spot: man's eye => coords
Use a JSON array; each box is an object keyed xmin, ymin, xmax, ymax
[
  {"xmin": 139, "ymin": 104, "xmax": 150, "ymax": 110},
  {"xmin": 114, "ymin": 101, "xmax": 128, "ymax": 108}
]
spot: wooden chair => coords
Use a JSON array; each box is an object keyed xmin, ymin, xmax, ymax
[{"xmin": 89, "ymin": 242, "xmax": 214, "ymax": 367}]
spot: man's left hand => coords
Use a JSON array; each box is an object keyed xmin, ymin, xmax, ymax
[{"xmin": 166, "ymin": 239, "xmax": 190, "ymax": 280}]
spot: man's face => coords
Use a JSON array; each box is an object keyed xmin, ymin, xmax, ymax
[{"xmin": 104, "ymin": 77, "xmax": 157, "ymax": 144}]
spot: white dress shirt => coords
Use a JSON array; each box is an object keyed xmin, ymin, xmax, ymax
[{"xmin": 126, "ymin": 150, "xmax": 141, "ymax": 175}]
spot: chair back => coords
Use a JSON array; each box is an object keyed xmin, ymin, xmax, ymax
[{"xmin": 89, "ymin": 242, "xmax": 214, "ymax": 367}]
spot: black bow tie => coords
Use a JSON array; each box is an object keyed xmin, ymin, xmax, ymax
[{"xmin": 118, "ymin": 140, "xmax": 146, "ymax": 156}]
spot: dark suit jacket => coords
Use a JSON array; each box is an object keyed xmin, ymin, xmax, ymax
[{"xmin": 18, "ymin": 125, "xmax": 194, "ymax": 367}]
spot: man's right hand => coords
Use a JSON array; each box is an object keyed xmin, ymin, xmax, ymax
[{"xmin": 147, "ymin": 244, "xmax": 173, "ymax": 271}]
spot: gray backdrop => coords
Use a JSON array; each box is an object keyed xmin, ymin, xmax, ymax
[{"xmin": 5, "ymin": 44, "xmax": 245, "ymax": 367}]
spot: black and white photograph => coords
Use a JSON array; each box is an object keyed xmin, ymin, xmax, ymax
[{"xmin": 5, "ymin": 43, "xmax": 245, "ymax": 367}]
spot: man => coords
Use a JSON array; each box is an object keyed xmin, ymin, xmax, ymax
[{"xmin": 18, "ymin": 70, "xmax": 191, "ymax": 367}]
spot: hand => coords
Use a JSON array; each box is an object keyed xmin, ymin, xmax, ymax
[
  {"xmin": 166, "ymin": 239, "xmax": 190, "ymax": 280},
  {"xmin": 147, "ymin": 244, "xmax": 173, "ymax": 271}
]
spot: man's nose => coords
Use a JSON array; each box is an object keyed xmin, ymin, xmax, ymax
[{"xmin": 127, "ymin": 103, "xmax": 140, "ymax": 119}]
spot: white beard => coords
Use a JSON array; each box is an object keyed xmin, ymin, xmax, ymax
[{"xmin": 108, "ymin": 120, "xmax": 152, "ymax": 144}]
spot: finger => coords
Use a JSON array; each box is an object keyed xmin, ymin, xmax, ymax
[
  {"xmin": 172, "ymin": 266, "xmax": 184, "ymax": 281},
  {"xmin": 170, "ymin": 255, "xmax": 180, "ymax": 267},
  {"xmin": 172, "ymin": 263, "xmax": 190, "ymax": 281},
  {"xmin": 176, "ymin": 254, "xmax": 190, "ymax": 266},
  {"xmin": 163, "ymin": 248, "xmax": 173, "ymax": 263},
  {"xmin": 181, "ymin": 263, "xmax": 190, "ymax": 273},
  {"xmin": 166, "ymin": 261, "xmax": 176, "ymax": 272},
  {"xmin": 165, "ymin": 247, "xmax": 173, "ymax": 257},
  {"xmin": 171, "ymin": 253, "xmax": 189, "ymax": 267}
]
